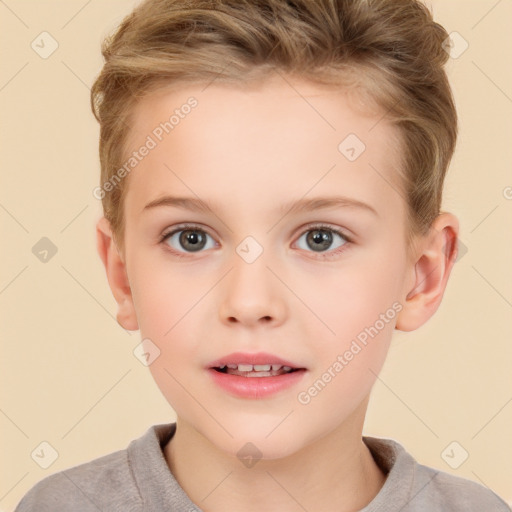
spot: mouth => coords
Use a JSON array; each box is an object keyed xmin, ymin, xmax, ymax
[
  {"xmin": 206, "ymin": 351, "xmax": 307, "ymax": 397},
  {"xmin": 207, "ymin": 356, "xmax": 307, "ymax": 399}
]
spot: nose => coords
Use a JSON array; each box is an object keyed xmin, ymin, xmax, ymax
[{"xmin": 218, "ymin": 253, "xmax": 287, "ymax": 328}]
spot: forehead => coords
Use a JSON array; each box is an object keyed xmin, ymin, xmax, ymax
[{"xmin": 122, "ymin": 74, "xmax": 404, "ymax": 220}]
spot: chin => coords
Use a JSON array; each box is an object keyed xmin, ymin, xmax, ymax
[
  {"xmin": 222, "ymin": 435, "xmax": 301, "ymax": 463},
  {"xmin": 210, "ymin": 417, "xmax": 309, "ymax": 462}
]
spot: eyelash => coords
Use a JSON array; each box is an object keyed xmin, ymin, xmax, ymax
[{"xmin": 158, "ymin": 223, "xmax": 353, "ymax": 260}]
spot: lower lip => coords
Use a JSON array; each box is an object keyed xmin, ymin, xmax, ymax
[{"xmin": 207, "ymin": 368, "xmax": 307, "ymax": 399}]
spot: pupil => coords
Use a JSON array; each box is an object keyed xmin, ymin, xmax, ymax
[
  {"xmin": 308, "ymin": 229, "xmax": 332, "ymax": 252},
  {"xmin": 180, "ymin": 230, "xmax": 206, "ymax": 252}
]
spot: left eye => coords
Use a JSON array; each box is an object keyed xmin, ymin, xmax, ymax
[{"xmin": 295, "ymin": 226, "xmax": 348, "ymax": 254}]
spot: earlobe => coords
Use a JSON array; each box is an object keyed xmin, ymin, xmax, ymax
[
  {"xmin": 96, "ymin": 216, "xmax": 139, "ymax": 331},
  {"xmin": 396, "ymin": 213, "xmax": 459, "ymax": 332}
]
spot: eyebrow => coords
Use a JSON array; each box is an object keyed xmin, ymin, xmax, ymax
[{"xmin": 142, "ymin": 195, "xmax": 378, "ymax": 217}]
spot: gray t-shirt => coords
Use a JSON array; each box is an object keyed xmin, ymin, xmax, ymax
[{"xmin": 15, "ymin": 422, "xmax": 510, "ymax": 511}]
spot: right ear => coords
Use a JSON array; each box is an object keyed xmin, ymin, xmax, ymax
[{"xmin": 96, "ymin": 216, "xmax": 139, "ymax": 331}]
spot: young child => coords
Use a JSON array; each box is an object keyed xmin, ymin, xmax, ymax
[{"xmin": 15, "ymin": 0, "xmax": 510, "ymax": 510}]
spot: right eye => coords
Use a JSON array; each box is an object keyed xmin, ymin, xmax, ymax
[{"xmin": 160, "ymin": 224, "xmax": 217, "ymax": 256}]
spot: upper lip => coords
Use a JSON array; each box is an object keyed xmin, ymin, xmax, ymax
[{"xmin": 207, "ymin": 352, "xmax": 305, "ymax": 369}]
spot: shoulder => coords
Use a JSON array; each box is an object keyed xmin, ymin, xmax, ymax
[
  {"xmin": 14, "ymin": 448, "xmax": 141, "ymax": 512},
  {"xmin": 414, "ymin": 463, "xmax": 511, "ymax": 511},
  {"xmin": 363, "ymin": 436, "xmax": 510, "ymax": 511}
]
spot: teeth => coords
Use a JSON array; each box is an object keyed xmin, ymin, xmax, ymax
[
  {"xmin": 219, "ymin": 364, "xmax": 290, "ymax": 372},
  {"xmin": 253, "ymin": 364, "xmax": 271, "ymax": 371}
]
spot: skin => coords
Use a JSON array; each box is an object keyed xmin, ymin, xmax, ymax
[{"xmin": 96, "ymin": 72, "xmax": 459, "ymax": 511}]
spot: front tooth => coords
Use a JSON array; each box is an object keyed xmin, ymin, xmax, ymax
[
  {"xmin": 271, "ymin": 364, "xmax": 282, "ymax": 371},
  {"xmin": 237, "ymin": 364, "xmax": 253, "ymax": 372},
  {"xmin": 253, "ymin": 364, "xmax": 271, "ymax": 371}
]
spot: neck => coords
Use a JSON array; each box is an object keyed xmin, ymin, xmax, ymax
[{"xmin": 164, "ymin": 398, "xmax": 386, "ymax": 511}]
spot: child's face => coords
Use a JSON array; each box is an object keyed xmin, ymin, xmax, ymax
[{"xmin": 109, "ymin": 74, "xmax": 418, "ymax": 457}]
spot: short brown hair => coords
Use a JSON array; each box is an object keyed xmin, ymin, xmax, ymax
[{"xmin": 90, "ymin": 0, "xmax": 457, "ymax": 255}]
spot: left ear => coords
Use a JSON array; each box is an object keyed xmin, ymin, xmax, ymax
[{"xmin": 396, "ymin": 212, "xmax": 459, "ymax": 332}]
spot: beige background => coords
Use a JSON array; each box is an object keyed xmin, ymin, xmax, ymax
[{"xmin": 1, "ymin": 0, "xmax": 511, "ymax": 509}]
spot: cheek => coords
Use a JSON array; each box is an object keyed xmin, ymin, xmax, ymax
[
  {"xmin": 297, "ymin": 242, "xmax": 405, "ymax": 411},
  {"xmin": 128, "ymin": 247, "xmax": 216, "ymax": 338},
  {"xmin": 132, "ymin": 263, "xmax": 208, "ymax": 417},
  {"xmin": 295, "ymin": 303, "xmax": 395, "ymax": 440},
  {"xmin": 308, "ymin": 248, "xmax": 405, "ymax": 346},
  {"xmin": 129, "ymin": 248, "xmax": 210, "ymax": 338}
]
